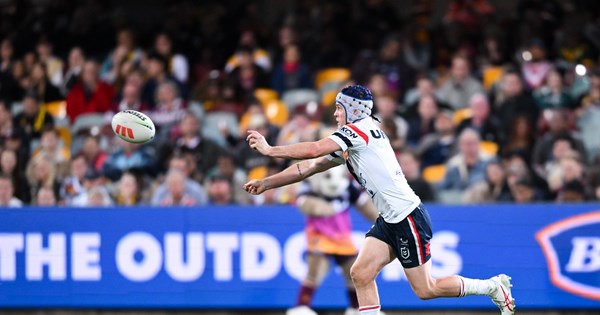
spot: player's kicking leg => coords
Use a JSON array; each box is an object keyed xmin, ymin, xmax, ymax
[{"xmin": 403, "ymin": 254, "xmax": 516, "ymax": 314}]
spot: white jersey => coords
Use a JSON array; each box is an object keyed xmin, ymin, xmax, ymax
[{"xmin": 327, "ymin": 117, "xmax": 421, "ymax": 223}]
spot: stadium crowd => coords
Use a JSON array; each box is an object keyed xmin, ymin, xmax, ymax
[{"xmin": 0, "ymin": 0, "xmax": 600, "ymax": 207}]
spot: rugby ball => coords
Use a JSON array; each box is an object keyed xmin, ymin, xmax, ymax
[{"xmin": 111, "ymin": 110, "xmax": 155, "ymax": 144}]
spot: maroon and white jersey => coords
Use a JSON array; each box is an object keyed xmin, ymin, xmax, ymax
[{"xmin": 327, "ymin": 117, "xmax": 421, "ymax": 223}]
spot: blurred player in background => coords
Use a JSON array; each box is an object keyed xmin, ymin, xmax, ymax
[
  {"xmin": 287, "ymin": 164, "xmax": 379, "ymax": 315},
  {"xmin": 245, "ymin": 85, "xmax": 515, "ymax": 315}
]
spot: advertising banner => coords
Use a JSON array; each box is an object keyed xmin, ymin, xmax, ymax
[{"xmin": 0, "ymin": 204, "xmax": 599, "ymax": 309}]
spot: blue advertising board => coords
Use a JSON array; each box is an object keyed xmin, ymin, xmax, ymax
[{"xmin": 0, "ymin": 204, "xmax": 599, "ymax": 309}]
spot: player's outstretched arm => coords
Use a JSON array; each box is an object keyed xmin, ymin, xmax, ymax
[
  {"xmin": 244, "ymin": 156, "xmax": 339, "ymax": 195},
  {"xmin": 247, "ymin": 130, "xmax": 340, "ymax": 160}
]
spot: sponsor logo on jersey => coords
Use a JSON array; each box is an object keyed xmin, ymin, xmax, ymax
[
  {"xmin": 536, "ymin": 211, "xmax": 600, "ymax": 300},
  {"xmin": 340, "ymin": 126, "xmax": 358, "ymax": 138}
]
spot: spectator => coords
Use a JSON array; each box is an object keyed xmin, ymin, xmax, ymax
[
  {"xmin": 26, "ymin": 62, "xmax": 63, "ymax": 103},
  {"xmin": 416, "ymin": 110, "xmax": 457, "ymax": 169},
  {"xmin": 277, "ymin": 104, "xmax": 322, "ymax": 147},
  {"xmin": 66, "ymin": 60, "xmax": 115, "ymax": 123},
  {"xmin": 35, "ymin": 186, "xmax": 58, "ymax": 206},
  {"xmin": 463, "ymin": 161, "xmax": 512, "ymax": 203},
  {"xmin": 0, "ymin": 174, "xmax": 22, "ymax": 208},
  {"xmin": 224, "ymin": 29, "xmax": 272, "ymax": 73},
  {"xmin": 158, "ymin": 112, "xmax": 226, "ymax": 181},
  {"xmin": 31, "ymin": 128, "xmax": 70, "ymax": 178},
  {"xmin": 113, "ymin": 172, "xmax": 142, "ymax": 206},
  {"xmin": 228, "ymin": 46, "xmax": 270, "ymax": 101},
  {"xmin": 436, "ymin": 55, "xmax": 484, "ymax": 109},
  {"xmin": 141, "ymin": 51, "xmax": 185, "ymax": 109},
  {"xmin": 577, "ymin": 67, "xmax": 600, "ymax": 110},
  {"xmin": 374, "ymin": 95, "xmax": 408, "ymax": 151},
  {"xmin": 531, "ymin": 109, "xmax": 587, "ymax": 178},
  {"xmin": 438, "ymin": 128, "xmax": 494, "ymax": 193},
  {"xmin": 500, "ymin": 115, "xmax": 537, "ymax": 163},
  {"xmin": 206, "ymin": 175, "xmax": 234, "ymax": 205},
  {"xmin": 233, "ymin": 111, "xmax": 280, "ymax": 171},
  {"xmin": 403, "ymin": 76, "xmax": 442, "ymax": 109},
  {"xmin": 79, "ymin": 135, "xmax": 108, "ymax": 172},
  {"xmin": 13, "ymin": 91, "xmax": 54, "ymax": 144},
  {"xmin": 154, "ymin": 32, "xmax": 189, "ymax": 84},
  {"xmin": 0, "ymin": 39, "xmax": 22, "ymax": 103},
  {"xmin": 509, "ymin": 177, "xmax": 544, "ymax": 203},
  {"xmin": 521, "ymin": 39, "xmax": 553, "ymax": 90},
  {"xmin": 100, "ymin": 28, "xmax": 143, "ymax": 84},
  {"xmin": 36, "ymin": 39, "xmax": 64, "ymax": 88},
  {"xmin": 405, "ymin": 95, "xmax": 439, "ymax": 147},
  {"xmin": 25, "ymin": 156, "xmax": 61, "ymax": 203},
  {"xmin": 60, "ymin": 154, "xmax": 88, "ymax": 206},
  {"xmin": 62, "ymin": 46, "xmax": 85, "ymax": 94},
  {"xmin": 154, "ymin": 169, "xmax": 206, "ymax": 206},
  {"xmin": 205, "ymin": 153, "xmax": 249, "ymax": 205},
  {"xmin": 0, "ymin": 100, "xmax": 16, "ymax": 144},
  {"xmin": 113, "ymin": 70, "xmax": 150, "ymax": 112},
  {"xmin": 533, "ymin": 69, "xmax": 574, "ymax": 110},
  {"xmin": 557, "ymin": 180, "xmax": 587, "ymax": 202},
  {"xmin": 86, "ymin": 186, "xmax": 113, "ymax": 207},
  {"xmin": 102, "ymin": 141, "xmax": 157, "ymax": 181},
  {"xmin": 149, "ymin": 81, "xmax": 188, "ymax": 142},
  {"xmin": 493, "ymin": 71, "xmax": 539, "ymax": 135},
  {"xmin": 270, "ymin": 44, "xmax": 312, "ymax": 95},
  {"xmin": 397, "ymin": 150, "xmax": 435, "ymax": 202},
  {"xmin": 456, "ymin": 93, "xmax": 503, "ymax": 145},
  {"xmin": 0, "ymin": 149, "xmax": 30, "ymax": 204},
  {"xmin": 151, "ymin": 154, "xmax": 208, "ymax": 206}
]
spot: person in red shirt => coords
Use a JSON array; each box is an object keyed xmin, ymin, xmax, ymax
[{"xmin": 66, "ymin": 60, "xmax": 114, "ymax": 123}]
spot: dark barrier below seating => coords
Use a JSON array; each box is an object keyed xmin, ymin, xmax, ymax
[{"xmin": 0, "ymin": 203, "xmax": 599, "ymax": 310}]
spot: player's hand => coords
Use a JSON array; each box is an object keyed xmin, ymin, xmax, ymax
[
  {"xmin": 243, "ymin": 180, "xmax": 267, "ymax": 195},
  {"xmin": 246, "ymin": 130, "xmax": 272, "ymax": 155}
]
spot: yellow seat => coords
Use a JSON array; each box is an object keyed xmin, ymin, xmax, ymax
[
  {"xmin": 422, "ymin": 164, "xmax": 446, "ymax": 184},
  {"xmin": 56, "ymin": 126, "xmax": 72, "ymax": 148},
  {"xmin": 262, "ymin": 99, "xmax": 289, "ymax": 127},
  {"xmin": 43, "ymin": 100, "xmax": 67, "ymax": 119},
  {"xmin": 320, "ymin": 89, "xmax": 338, "ymax": 107},
  {"xmin": 315, "ymin": 68, "xmax": 351, "ymax": 91},
  {"xmin": 480, "ymin": 141, "xmax": 499, "ymax": 155},
  {"xmin": 483, "ymin": 66, "xmax": 504, "ymax": 91},
  {"xmin": 453, "ymin": 108, "xmax": 472, "ymax": 126},
  {"xmin": 253, "ymin": 88, "xmax": 279, "ymax": 106},
  {"xmin": 247, "ymin": 166, "xmax": 268, "ymax": 181}
]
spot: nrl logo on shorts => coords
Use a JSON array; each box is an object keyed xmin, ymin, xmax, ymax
[
  {"xmin": 536, "ymin": 211, "xmax": 600, "ymax": 301},
  {"xmin": 400, "ymin": 247, "xmax": 410, "ymax": 259}
]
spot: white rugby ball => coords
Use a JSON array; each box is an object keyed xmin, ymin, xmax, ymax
[{"xmin": 111, "ymin": 110, "xmax": 155, "ymax": 144}]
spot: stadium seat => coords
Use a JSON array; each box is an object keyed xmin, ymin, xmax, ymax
[
  {"xmin": 262, "ymin": 99, "xmax": 289, "ymax": 127},
  {"xmin": 422, "ymin": 164, "xmax": 446, "ymax": 184},
  {"xmin": 281, "ymin": 88, "xmax": 319, "ymax": 110},
  {"xmin": 453, "ymin": 108, "xmax": 472, "ymax": 126},
  {"xmin": 320, "ymin": 89, "xmax": 338, "ymax": 107},
  {"xmin": 56, "ymin": 126, "xmax": 72, "ymax": 147},
  {"xmin": 247, "ymin": 166, "xmax": 268, "ymax": 181},
  {"xmin": 483, "ymin": 66, "xmax": 504, "ymax": 91},
  {"xmin": 315, "ymin": 68, "xmax": 351, "ymax": 91},
  {"xmin": 253, "ymin": 88, "xmax": 279, "ymax": 106},
  {"xmin": 43, "ymin": 100, "xmax": 67, "ymax": 119},
  {"xmin": 480, "ymin": 140, "xmax": 499, "ymax": 155},
  {"xmin": 71, "ymin": 113, "xmax": 109, "ymax": 136}
]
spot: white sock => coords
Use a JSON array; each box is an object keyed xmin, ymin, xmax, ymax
[
  {"xmin": 359, "ymin": 305, "xmax": 380, "ymax": 315},
  {"xmin": 458, "ymin": 276, "xmax": 496, "ymax": 297}
]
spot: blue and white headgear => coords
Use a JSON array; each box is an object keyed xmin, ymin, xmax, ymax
[{"xmin": 335, "ymin": 85, "xmax": 374, "ymax": 124}]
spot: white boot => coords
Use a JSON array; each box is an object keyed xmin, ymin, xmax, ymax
[
  {"xmin": 286, "ymin": 305, "xmax": 318, "ymax": 315},
  {"xmin": 489, "ymin": 274, "xmax": 516, "ymax": 315},
  {"xmin": 344, "ymin": 307, "xmax": 387, "ymax": 315}
]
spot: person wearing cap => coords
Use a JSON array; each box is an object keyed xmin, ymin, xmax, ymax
[{"xmin": 244, "ymin": 85, "xmax": 515, "ymax": 315}]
